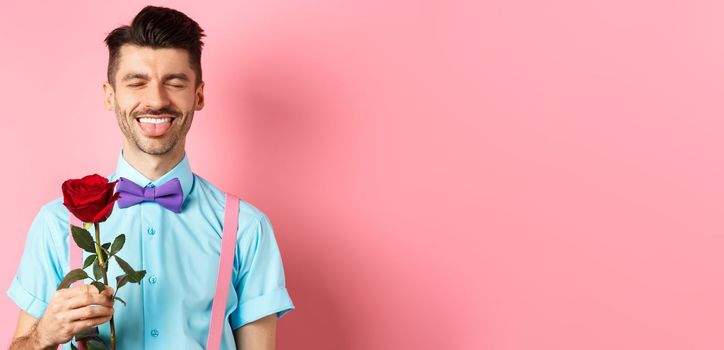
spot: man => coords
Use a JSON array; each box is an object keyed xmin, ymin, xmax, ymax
[{"xmin": 8, "ymin": 5, "xmax": 294, "ymax": 349}]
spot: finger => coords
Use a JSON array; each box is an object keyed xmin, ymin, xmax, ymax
[
  {"xmin": 67, "ymin": 284, "xmax": 96, "ymax": 294},
  {"xmin": 64, "ymin": 284, "xmax": 100, "ymax": 298},
  {"xmin": 66, "ymin": 294, "xmax": 115, "ymax": 310},
  {"xmin": 66, "ymin": 305, "xmax": 115, "ymax": 323},
  {"xmin": 70, "ymin": 314, "xmax": 114, "ymax": 333},
  {"xmin": 65, "ymin": 286, "xmax": 115, "ymax": 309}
]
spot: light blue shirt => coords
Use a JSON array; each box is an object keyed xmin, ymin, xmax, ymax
[{"xmin": 7, "ymin": 149, "xmax": 295, "ymax": 349}]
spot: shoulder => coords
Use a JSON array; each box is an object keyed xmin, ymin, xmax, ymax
[
  {"xmin": 191, "ymin": 173, "xmax": 271, "ymax": 233},
  {"xmin": 33, "ymin": 196, "xmax": 71, "ymax": 239},
  {"xmin": 40, "ymin": 196, "xmax": 70, "ymax": 224},
  {"xmin": 18, "ymin": 197, "xmax": 71, "ymax": 264}
]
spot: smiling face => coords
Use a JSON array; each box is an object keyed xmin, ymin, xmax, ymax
[{"xmin": 103, "ymin": 44, "xmax": 204, "ymax": 156}]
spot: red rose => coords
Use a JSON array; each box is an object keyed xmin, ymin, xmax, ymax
[{"xmin": 62, "ymin": 174, "xmax": 120, "ymax": 223}]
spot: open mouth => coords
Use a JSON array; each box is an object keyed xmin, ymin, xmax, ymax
[{"xmin": 135, "ymin": 115, "xmax": 175, "ymax": 137}]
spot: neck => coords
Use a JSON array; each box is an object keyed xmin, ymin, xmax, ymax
[{"xmin": 122, "ymin": 142, "xmax": 185, "ymax": 181}]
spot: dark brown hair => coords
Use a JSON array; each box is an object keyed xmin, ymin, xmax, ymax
[{"xmin": 104, "ymin": 5, "xmax": 206, "ymax": 87}]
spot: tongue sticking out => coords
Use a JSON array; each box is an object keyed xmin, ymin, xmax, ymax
[{"xmin": 137, "ymin": 118, "xmax": 172, "ymax": 137}]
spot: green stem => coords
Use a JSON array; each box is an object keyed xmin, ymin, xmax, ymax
[
  {"xmin": 93, "ymin": 231, "xmax": 105, "ymax": 269},
  {"xmin": 94, "ymin": 222, "xmax": 117, "ymax": 350}
]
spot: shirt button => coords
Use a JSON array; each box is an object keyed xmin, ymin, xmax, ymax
[
  {"xmin": 149, "ymin": 276, "xmax": 157, "ymax": 284},
  {"xmin": 147, "ymin": 227, "xmax": 156, "ymax": 236},
  {"xmin": 151, "ymin": 329, "xmax": 159, "ymax": 337}
]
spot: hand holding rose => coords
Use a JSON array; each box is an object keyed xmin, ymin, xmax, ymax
[{"xmin": 34, "ymin": 284, "xmax": 115, "ymax": 348}]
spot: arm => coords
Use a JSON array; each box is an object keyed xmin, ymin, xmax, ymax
[
  {"xmin": 9, "ymin": 284, "xmax": 115, "ymax": 350},
  {"xmin": 234, "ymin": 314, "xmax": 277, "ymax": 350},
  {"xmin": 9, "ymin": 310, "xmax": 53, "ymax": 350}
]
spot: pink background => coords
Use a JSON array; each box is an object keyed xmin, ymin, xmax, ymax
[{"xmin": 2, "ymin": 1, "xmax": 724, "ymax": 349}]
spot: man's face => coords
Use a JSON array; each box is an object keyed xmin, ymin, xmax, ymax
[{"xmin": 103, "ymin": 44, "xmax": 204, "ymax": 156}]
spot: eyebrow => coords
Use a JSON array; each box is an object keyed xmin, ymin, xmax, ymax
[{"xmin": 121, "ymin": 73, "xmax": 190, "ymax": 82}]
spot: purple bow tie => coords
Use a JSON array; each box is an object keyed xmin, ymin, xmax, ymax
[{"xmin": 117, "ymin": 177, "xmax": 183, "ymax": 213}]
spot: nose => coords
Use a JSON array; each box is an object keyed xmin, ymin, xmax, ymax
[{"xmin": 143, "ymin": 82, "xmax": 170, "ymax": 110}]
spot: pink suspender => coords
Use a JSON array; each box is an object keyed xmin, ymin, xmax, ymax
[
  {"xmin": 67, "ymin": 192, "xmax": 240, "ymax": 349},
  {"xmin": 207, "ymin": 193, "xmax": 239, "ymax": 348}
]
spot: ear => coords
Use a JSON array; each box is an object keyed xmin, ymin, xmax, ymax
[
  {"xmin": 102, "ymin": 82, "xmax": 115, "ymax": 111},
  {"xmin": 195, "ymin": 81, "xmax": 205, "ymax": 111}
]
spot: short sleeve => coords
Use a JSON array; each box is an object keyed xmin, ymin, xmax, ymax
[
  {"xmin": 6, "ymin": 205, "xmax": 65, "ymax": 319},
  {"xmin": 229, "ymin": 211, "xmax": 295, "ymax": 329}
]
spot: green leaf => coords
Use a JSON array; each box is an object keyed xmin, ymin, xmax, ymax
[
  {"xmin": 72, "ymin": 344, "xmax": 78, "ymax": 350},
  {"xmin": 92, "ymin": 260, "xmax": 104, "ymax": 281},
  {"xmin": 113, "ymin": 295, "xmax": 127, "ymax": 306},
  {"xmin": 57, "ymin": 269, "xmax": 89, "ymax": 290},
  {"xmin": 90, "ymin": 281, "xmax": 105, "ymax": 293},
  {"xmin": 101, "ymin": 242, "xmax": 111, "ymax": 250},
  {"xmin": 71, "ymin": 225, "xmax": 96, "ymax": 253},
  {"xmin": 116, "ymin": 274, "xmax": 129, "ymax": 291},
  {"xmin": 82, "ymin": 254, "xmax": 97, "ymax": 269},
  {"xmin": 87, "ymin": 338, "xmax": 108, "ymax": 350},
  {"xmin": 110, "ymin": 234, "xmax": 125, "ymax": 255},
  {"xmin": 114, "ymin": 256, "xmax": 143, "ymax": 282},
  {"xmin": 135, "ymin": 270, "xmax": 147, "ymax": 283}
]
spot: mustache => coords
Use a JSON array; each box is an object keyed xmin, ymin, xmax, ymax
[{"xmin": 131, "ymin": 108, "xmax": 181, "ymax": 118}]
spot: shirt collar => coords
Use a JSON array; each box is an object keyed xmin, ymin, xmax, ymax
[{"xmin": 109, "ymin": 148, "xmax": 194, "ymax": 205}]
